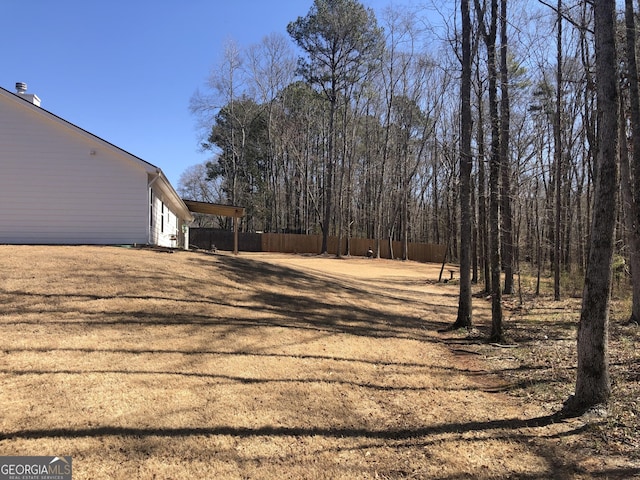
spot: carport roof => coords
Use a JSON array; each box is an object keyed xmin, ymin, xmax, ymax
[{"xmin": 183, "ymin": 200, "xmax": 245, "ymax": 218}]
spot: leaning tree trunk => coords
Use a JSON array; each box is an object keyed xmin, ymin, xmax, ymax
[{"xmin": 564, "ymin": 0, "xmax": 618, "ymax": 415}]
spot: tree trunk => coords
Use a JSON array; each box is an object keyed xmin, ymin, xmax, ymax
[
  {"xmin": 553, "ymin": 0, "xmax": 563, "ymax": 301},
  {"xmin": 564, "ymin": 0, "xmax": 618, "ymax": 415},
  {"xmin": 499, "ymin": 0, "xmax": 514, "ymax": 295},
  {"xmin": 454, "ymin": 0, "xmax": 473, "ymax": 329},
  {"xmin": 624, "ymin": 0, "xmax": 640, "ymax": 324},
  {"xmin": 321, "ymin": 96, "xmax": 336, "ymax": 255},
  {"xmin": 402, "ymin": 150, "xmax": 409, "ymax": 261},
  {"xmin": 478, "ymin": 0, "xmax": 505, "ymax": 342},
  {"xmin": 478, "ymin": 102, "xmax": 490, "ymax": 293},
  {"xmin": 535, "ymin": 176, "xmax": 542, "ymax": 296},
  {"xmin": 472, "ymin": 174, "xmax": 479, "ymax": 284},
  {"xmin": 619, "ymin": 94, "xmax": 640, "ymax": 323},
  {"xmin": 474, "ymin": 14, "xmax": 490, "ymax": 295}
]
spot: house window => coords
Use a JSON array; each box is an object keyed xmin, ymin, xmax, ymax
[
  {"xmin": 161, "ymin": 202, "xmax": 165, "ymax": 233},
  {"xmin": 149, "ymin": 190, "xmax": 154, "ymax": 226}
]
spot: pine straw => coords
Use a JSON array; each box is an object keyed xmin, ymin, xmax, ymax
[{"xmin": 0, "ymin": 246, "xmax": 638, "ymax": 479}]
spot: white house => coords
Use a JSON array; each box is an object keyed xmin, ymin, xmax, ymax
[{"xmin": 0, "ymin": 83, "xmax": 193, "ymax": 248}]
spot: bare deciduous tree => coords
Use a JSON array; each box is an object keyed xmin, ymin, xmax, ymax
[
  {"xmin": 454, "ymin": 0, "xmax": 473, "ymax": 329},
  {"xmin": 563, "ymin": 0, "xmax": 618, "ymax": 416}
]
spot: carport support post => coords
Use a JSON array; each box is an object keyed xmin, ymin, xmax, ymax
[{"xmin": 233, "ymin": 216, "xmax": 239, "ymax": 255}]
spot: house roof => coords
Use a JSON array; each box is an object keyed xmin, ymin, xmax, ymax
[{"xmin": 0, "ymin": 86, "xmax": 193, "ymax": 222}]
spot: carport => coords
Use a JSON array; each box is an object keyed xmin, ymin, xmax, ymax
[{"xmin": 183, "ymin": 200, "xmax": 245, "ymax": 254}]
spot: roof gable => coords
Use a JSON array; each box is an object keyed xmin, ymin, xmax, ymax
[
  {"xmin": 0, "ymin": 86, "xmax": 157, "ymax": 173},
  {"xmin": 0, "ymin": 86, "xmax": 192, "ymax": 222}
]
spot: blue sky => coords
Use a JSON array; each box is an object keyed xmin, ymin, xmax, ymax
[{"xmin": 1, "ymin": 0, "xmax": 427, "ymax": 187}]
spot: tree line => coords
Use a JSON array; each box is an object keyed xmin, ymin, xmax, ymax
[{"xmin": 183, "ymin": 0, "xmax": 638, "ymax": 414}]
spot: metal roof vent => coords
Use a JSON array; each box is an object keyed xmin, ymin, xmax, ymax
[{"xmin": 14, "ymin": 81, "xmax": 41, "ymax": 107}]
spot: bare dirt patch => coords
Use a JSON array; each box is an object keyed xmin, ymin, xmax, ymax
[{"xmin": 0, "ymin": 246, "xmax": 638, "ymax": 479}]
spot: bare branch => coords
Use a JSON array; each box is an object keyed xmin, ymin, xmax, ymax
[{"xmin": 537, "ymin": 0, "xmax": 594, "ymax": 34}]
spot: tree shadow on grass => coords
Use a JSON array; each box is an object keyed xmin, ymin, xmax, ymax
[
  {"xmin": 9, "ymin": 412, "xmax": 631, "ymax": 480},
  {"xmin": 203, "ymin": 254, "xmax": 453, "ymax": 338},
  {"xmin": 0, "ymin": 412, "xmax": 572, "ymax": 442},
  {"xmin": 1, "ymin": 346, "xmax": 432, "ymax": 368},
  {"xmin": 0, "ymin": 366, "xmax": 462, "ymax": 392},
  {"xmin": 1, "ymin": 300, "xmax": 445, "ymax": 342},
  {"xmin": 2, "ymin": 253, "xmax": 454, "ymax": 343},
  {"xmin": 5, "ymin": 414, "xmax": 636, "ymax": 479}
]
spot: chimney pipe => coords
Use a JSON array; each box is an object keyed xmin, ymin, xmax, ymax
[{"xmin": 14, "ymin": 81, "xmax": 41, "ymax": 107}]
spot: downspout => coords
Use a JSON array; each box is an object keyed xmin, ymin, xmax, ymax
[{"xmin": 147, "ymin": 169, "xmax": 161, "ymax": 245}]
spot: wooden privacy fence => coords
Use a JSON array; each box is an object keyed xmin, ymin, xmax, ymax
[
  {"xmin": 261, "ymin": 233, "xmax": 446, "ymax": 263},
  {"xmin": 190, "ymin": 228, "xmax": 446, "ymax": 264}
]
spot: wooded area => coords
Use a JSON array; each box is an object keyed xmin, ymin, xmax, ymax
[
  {"xmin": 182, "ymin": 0, "xmax": 640, "ymax": 414},
  {"xmin": 181, "ymin": 0, "xmax": 621, "ymax": 290}
]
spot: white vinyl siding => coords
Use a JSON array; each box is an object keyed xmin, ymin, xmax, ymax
[
  {"xmin": 0, "ymin": 94, "xmax": 149, "ymax": 245},
  {"xmin": 149, "ymin": 192, "xmax": 180, "ymax": 247}
]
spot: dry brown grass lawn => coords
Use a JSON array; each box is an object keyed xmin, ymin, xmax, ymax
[{"xmin": 0, "ymin": 245, "xmax": 638, "ymax": 479}]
